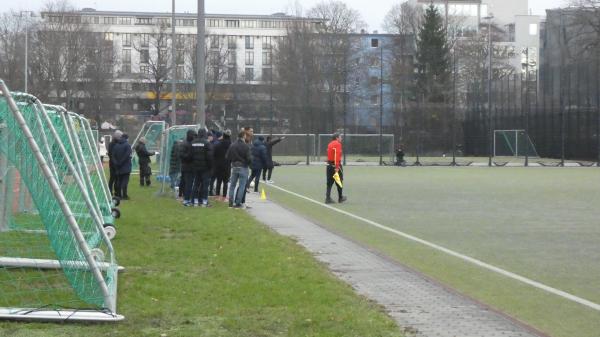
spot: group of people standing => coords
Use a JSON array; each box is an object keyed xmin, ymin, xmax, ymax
[
  {"xmin": 168, "ymin": 127, "xmax": 284, "ymax": 208},
  {"xmin": 106, "ymin": 130, "xmax": 157, "ymax": 200}
]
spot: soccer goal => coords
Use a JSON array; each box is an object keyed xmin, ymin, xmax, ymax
[
  {"xmin": 0, "ymin": 81, "xmax": 122, "ymax": 322},
  {"xmin": 131, "ymin": 120, "xmax": 166, "ymax": 173},
  {"xmin": 158, "ymin": 125, "xmax": 198, "ymax": 195},
  {"xmin": 317, "ymin": 134, "xmax": 395, "ymax": 163},
  {"xmin": 494, "ymin": 130, "xmax": 539, "ymax": 158}
]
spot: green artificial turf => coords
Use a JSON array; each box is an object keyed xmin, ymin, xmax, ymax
[
  {"xmin": 265, "ymin": 166, "xmax": 600, "ymax": 337},
  {"xmin": 0, "ymin": 182, "xmax": 403, "ymax": 337}
]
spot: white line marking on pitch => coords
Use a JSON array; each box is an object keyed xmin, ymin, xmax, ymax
[{"xmin": 269, "ymin": 184, "xmax": 600, "ymax": 312}]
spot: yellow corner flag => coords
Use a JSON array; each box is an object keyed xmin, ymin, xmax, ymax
[
  {"xmin": 260, "ymin": 188, "xmax": 267, "ymax": 200},
  {"xmin": 333, "ymin": 172, "xmax": 343, "ymax": 188}
]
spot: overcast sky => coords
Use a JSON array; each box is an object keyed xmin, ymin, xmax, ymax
[{"xmin": 9, "ymin": 0, "xmax": 568, "ymax": 31}]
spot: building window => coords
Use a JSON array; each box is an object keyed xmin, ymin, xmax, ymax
[
  {"xmin": 245, "ymin": 67, "xmax": 254, "ymax": 81},
  {"xmin": 262, "ymin": 51, "xmax": 272, "ymax": 66},
  {"xmin": 140, "ymin": 65, "xmax": 150, "ymax": 74},
  {"xmin": 228, "ymin": 36, "xmax": 237, "ymax": 49},
  {"xmin": 262, "ymin": 68, "xmax": 272, "ymax": 81},
  {"xmin": 371, "ymin": 38, "xmax": 379, "ymax": 48},
  {"xmin": 207, "ymin": 19, "xmax": 221, "ymax": 27},
  {"xmin": 228, "ymin": 51, "xmax": 237, "ymax": 65},
  {"xmin": 225, "ymin": 20, "xmax": 240, "ymax": 28},
  {"xmin": 136, "ymin": 17, "xmax": 152, "ymax": 25},
  {"xmin": 262, "ymin": 36, "xmax": 272, "ymax": 49},
  {"xmin": 245, "ymin": 36, "xmax": 254, "ymax": 49},
  {"xmin": 371, "ymin": 95, "xmax": 379, "ymax": 105},
  {"xmin": 176, "ymin": 34, "xmax": 185, "ymax": 48},
  {"xmin": 140, "ymin": 33, "xmax": 150, "ymax": 47},
  {"xmin": 177, "ymin": 50, "xmax": 185, "ymax": 65},
  {"xmin": 245, "ymin": 51, "xmax": 254, "ymax": 65},
  {"xmin": 140, "ymin": 49, "xmax": 149, "ymax": 64},
  {"xmin": 529, "ymin": 23, "xmax": 538, "ymax": 36},
  {"xmin": 241, "ymin": 20, "xmax": 256, "ymax": 28},
  {"xmin": 104, "ymin": 32, "xmax": 114, "ymax": 41},
  {"xmin": 104, "ymin": 17, "xmax": 117, "ymax": 25},
  {"xmin": 121, "ymin": 64, "xmax": 131, "ymax": 74},
  {"xmin": 209, "ymin": 51, "xmax": 220, "ymax": 66},
  {"xmin": 210, "ymin": 35, "xmax": 220, "ymax": 49},
  {"xmin": 118, "ymin": 17, "xmax": 131, "ymax": 25},
  {"xmin": 227, "ymin": 67, "xmax": 237, "ymax": 81},
  {"xmin": 122, "ymin": 33, "xmax": 131, "ymax": 46},
  {"xmin": 177, "ymin": 65, "xmax": 185, "ymax": 79}
]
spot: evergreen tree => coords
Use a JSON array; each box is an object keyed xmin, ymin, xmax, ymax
[{"xmin": 416, "ymin": 4, "xmax": 450, "ymax": 102}]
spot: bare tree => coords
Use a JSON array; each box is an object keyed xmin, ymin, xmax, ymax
[
  {"xmin": 274, "ymin": 15, "xmax": 322, "ymax": 133},
  {"xmin": 82, "ymin": 32, "xmax": 116, "ymax": 123},
  {"xmin": 0, "ymin": 11, "xmax": 28, "ymax": 91},
  {"xmin": 30, "ymin": 1, "xmax": 90, "ymax": 107},
  {"xmin": 307, "ymin": 1, "xmax": 366, "ymax": 132},
  {"xmin": 383, "ymin": 1, "xmax": 424, "ymax": 38},
  {"xmin": 134, "ymin": 22, "xmax": 172, "ymax": 116}
]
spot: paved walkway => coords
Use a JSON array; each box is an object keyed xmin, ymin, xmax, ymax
[{"xmin": 246, "ymin": 194, "xmax": 546, "ymax": 337}]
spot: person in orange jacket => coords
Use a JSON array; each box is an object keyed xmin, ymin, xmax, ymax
[{"xmin": 326, "ymin": 133, "xmax": 347, "ymax": 204}]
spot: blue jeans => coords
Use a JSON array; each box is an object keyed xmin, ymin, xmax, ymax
[{"xmin": 229, "ymin": 166, "xmax": 249, "ymax": 206}]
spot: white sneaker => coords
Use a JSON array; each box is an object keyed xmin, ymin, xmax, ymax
[{"xmin": 267, "ymin": 180, "xmax": 275, "ymax": 184}]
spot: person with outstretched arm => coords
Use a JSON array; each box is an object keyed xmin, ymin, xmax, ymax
[
  {"xmin": 325, "ymin": 133, "xmax": 347, "ymax": 204},
  {"xmin": 262, "ymin": 136, "xmax": 285, "ymax": 183}
]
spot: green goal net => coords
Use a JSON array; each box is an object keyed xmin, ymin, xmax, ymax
[{"xmin": 0, "ymin": 81, "xmax": 122, "ymax": 322}]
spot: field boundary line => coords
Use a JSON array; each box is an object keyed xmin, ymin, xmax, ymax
[{"xmin": 269, "ymin": 184, "xmax": 600, "ymax": 312}]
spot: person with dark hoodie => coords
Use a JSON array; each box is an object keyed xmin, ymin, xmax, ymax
[
  {"xmin": 247, "ymin": 136, "xmax": 268, "ymax": 193},
  {"xmin": 179, "ymin": 129, "xmax": 198, "ymax": 206},
  {"xmin": 208, "ymin": 131, "xmax": 219, "ymax": 196},
  {"xmin": 190, "ymin": 128, "xmax": 213, "ymax": 207},
  {"xmin": 135, "ymin": 137, "xmax": 156, "ymax": 187},
  {"xmin": 262, "ymin": 136, "xmax": 285, "ymax": 183},
  {"xmin": 112, "ymin": 133, "xmax": 133, "ymax": 200},
  {"xmin": 226, "ymin": 130, "xmax": 251, "ymax": 208},
  {"xmin": 169, "ymin": 139, "xmax": 183, "ymax": 198},
  {"xmin": 107, "ymin": 130, "xmax": 123, "ymax": 196},
  {"xmin": 213, "ymin": 130, "xmax": 232, "ymax": 201}
]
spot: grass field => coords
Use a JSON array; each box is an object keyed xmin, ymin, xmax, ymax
[
  {"xmin": 0, "ymin": 183, "xmax": 403, "ymax": 337},
  {"xmin": 265, "ymin": 166, "xmax": 600, "ymax": 337}
]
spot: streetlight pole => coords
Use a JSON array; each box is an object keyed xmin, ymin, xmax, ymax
[
  {"xmin": 19, "ymin": 11, "xmax": 33, "ymax": 93},
  {"xmin": 379, "ymin": 41, "xmax": 384, "ymax": 166},
  {"xmin": 171, "ymin": 0, "xmax": 177, "ymax": 126},
  {"xmin": 196, "ymin": 0, "xmax": 206, "ymax": 127},
  {"xmin": 485, "ymin": 14, "xmax": 494, "ymax": 167}
]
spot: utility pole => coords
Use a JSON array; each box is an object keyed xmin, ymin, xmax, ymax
[
  {"xmin": 196, "ymin": 0, "xmax": 206, "ymax": 127},
  {"xmin": 452, "ymin": 51, "xmax": 457, "ymax": 166},
  {"xmin": 379, "ymin": 41, "xmax": 384, "ymax": 166},
  {"xmin": 525, "ymin": 47, "xmax": 530, "ymax": 167},
  {"xmin": 19, "ymin": 11, "xmax": 33, "ymax": 93},
  {"xmin": 171, "ymin": 0, "xmax": 177, "ymax": 125},
  {"xmin": 485, "ymin": 14, "xmax": 494, "ymax": 167}
]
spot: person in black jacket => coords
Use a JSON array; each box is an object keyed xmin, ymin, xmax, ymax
[
  {"xmin": 169, "ymin": 139, "xmax": 183, "ymax": 198},
  {"xmin": 262, "ymin": 136, "xmax": 285, "ymax": 183},
  {"xmin": 179, "ymin": 129, "xmax": 197, "ymax": 206},
  {"xmin": 213, "ymin": 130, "xmax": 232, "ymax": 201},
  {"xmin": 189, "ymin": 128, "xmax": 213, "ymax": 207},
  {"xmin": 112, "ymin": 134, "xmax": 133, "ymax": 200},
  {"xmin": 135, "ymin": 137, "xmax": 156, "ymax": 187},
  {"xmin": 226, "ymin": 130, "xmax": 252, "ymax": 208},
  {"xmin": 247, "ymin": 136, "xmax": 268, "ymax": 193},
  {"xmin": 107, "ymin": 130, "xmax": 123, "ymax": 196}
]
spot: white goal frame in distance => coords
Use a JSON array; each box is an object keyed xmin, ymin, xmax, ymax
[{"xmin": 493, "ymin": 129, "xmax": 539, "ymax": 158}]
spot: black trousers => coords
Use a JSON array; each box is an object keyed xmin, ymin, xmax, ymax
[
  {"xmin": 183, "ymin": 171, "xmax": 196, "ymax": 202},
  {"xmin": 215, "ymin": 168, "xmax": 230, "ymax": 197},
  {"xmin": 118, "ymin": 173, "xmax": 130, "ymax": 198},
  {"xmin": 247, "ymin": 168, "xmax": 262, "ymax": 192},
  {"xmin": 262, "ymin": 167, "xmax": 273, "ymax": 181},
  {"xmin": 108, "ymin": 165, "xmax": 118, "ymax": 195},
  {"xmin": 326, "ymin": 165, "xmax": 343, "ymax": 199}
]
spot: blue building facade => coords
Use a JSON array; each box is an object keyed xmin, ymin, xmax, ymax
[{"xmin": 346, "ymin": 34, "xmax": 415, "ymax": 133}]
